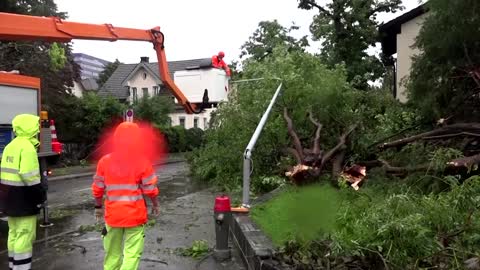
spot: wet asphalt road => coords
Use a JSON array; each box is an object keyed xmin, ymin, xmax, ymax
[{"xmin": 0, "ymin": 161, "xmax": 246, "ymax": 270}]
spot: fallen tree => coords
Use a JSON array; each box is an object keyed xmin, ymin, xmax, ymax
[
  {"xmin": 283, "ymin": 107, "xmax": 357, "ymax": 184},
  {"xmin": 284, "ymin": 110, "xmax": 480, "ymax": 185},
  {"xmin": 355, "ymin": 123, "xmax": 480, "ymax": 177},
  {"xmin": 378, "ymin": 123, "xmax": 480, "ymax": 150}
]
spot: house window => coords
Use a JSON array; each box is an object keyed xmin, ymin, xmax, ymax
[
  {"xmin": 132, "ymin": 87, "xmax": 138, "ymax": 103},
  {"xmin": 194, "ymin": 117, "xmax": 199, "ymax": 128},
  {"xmin": 143, "ymin": 72, "xmax": 147, "ymax": 80},
  {"xmin": 153, "ymin": 86, "xmax": 160, "ymax": 96},
  {"xmin": 204, "ymin": 118, "xmax": 208, "ymax": 129},
  {"xmin": 142, "ymin": 87, "xmax": 148, "ymax": 98},
  {"xmin": 179, "ymin": 117, "xmax": 186, "ymax": 128}
]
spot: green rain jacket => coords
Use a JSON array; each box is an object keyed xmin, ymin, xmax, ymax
[{"xmin": 0, "ymin": 114, "xmax": 46, "ymax": 216}]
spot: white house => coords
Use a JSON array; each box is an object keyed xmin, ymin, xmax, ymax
[
  {"xmin": 98, "ymin": 56, "xmax": 224, "ymax": 130},
  {"xmin": 379, "ymin": 3, "xmax": 429, "ymax": 102},
  {"xmin": 70, "ymin": 78, "xmax": 99, "ymax": 97}
]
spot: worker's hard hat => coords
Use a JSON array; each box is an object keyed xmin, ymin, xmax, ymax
[{"xmin": 218, "ymin": 51, "xmax": 225, "ymax": 57}]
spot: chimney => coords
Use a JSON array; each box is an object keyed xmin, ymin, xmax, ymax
[{"xmin": 140, "ymin": 56, "xmax": 149, "ymax": 63}]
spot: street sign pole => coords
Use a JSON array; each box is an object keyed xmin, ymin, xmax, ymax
[{"xmin": 125, "ymin": 109, "xmax": 134, "ymax": 122}]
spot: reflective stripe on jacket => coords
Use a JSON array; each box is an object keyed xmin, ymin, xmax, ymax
[
  {"xmin": 92, "ymin": 154, "xmax": 159, "ymax": 227},
  {"xmin": 0, "ymin": 114, "xmax": 46, "ymax": 217}
]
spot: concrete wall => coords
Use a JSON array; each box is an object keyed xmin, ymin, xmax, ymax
[{"xmin": 395, "ymin": 13, "xmax": 427, "ymax": 102}]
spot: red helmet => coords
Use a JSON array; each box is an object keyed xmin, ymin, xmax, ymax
[{"xmin": 218, "ymin": 51, "xmax": 225, "ymax": 58}]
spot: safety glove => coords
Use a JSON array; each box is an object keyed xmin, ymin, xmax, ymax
[{"xmin": 94, "ymin": 205, "xmax": 103, "ymax": 222}]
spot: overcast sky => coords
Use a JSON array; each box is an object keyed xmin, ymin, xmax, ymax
[{"xmin": 55, "ymin": 0, "xmax": 424, "ymax": 64}]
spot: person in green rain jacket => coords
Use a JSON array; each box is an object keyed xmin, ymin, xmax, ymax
[{"xmin": 0, "ymin": 114, "xmax": 46, "ymax": 270}]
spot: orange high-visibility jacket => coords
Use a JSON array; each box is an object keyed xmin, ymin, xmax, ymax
[
  {"xmin": 92, "ymin": 154, "xmax": 159, "ymax": 227},
  {"xmin": 211, "ymin": 55, "xmax": 231, "ymax": 77}
]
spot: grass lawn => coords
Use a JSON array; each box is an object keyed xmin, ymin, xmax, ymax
[{"xmin": 250, "ymin": 184, "xmax": 342, "ymax": 246}]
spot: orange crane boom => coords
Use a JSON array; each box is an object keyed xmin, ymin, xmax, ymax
[{"xmin": 0, "ymin": 12, "xmax": 200, "ymax": 114}]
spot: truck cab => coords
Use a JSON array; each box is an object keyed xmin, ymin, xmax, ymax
[
  {"xmin": 0, "ymin": 71, "xmax": 60, "ymax": 160},
  {"xmin": 0, "ymin": 71, "xmax": 62, "ymax": 219}
]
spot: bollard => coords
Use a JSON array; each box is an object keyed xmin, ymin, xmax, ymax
[{"xmin": 213, "ymin": 195, "xmax": 231, "ymax": 261}]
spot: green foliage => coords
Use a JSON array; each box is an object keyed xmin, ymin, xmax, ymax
[
  {"xmin": 54, "ymin": 92, "xmax": 125, "ymax": 146},
  {"xmin": 258, "ymin": 176, "xmax": 480, "ymax": 269},
  {"xmin": 0, "ymin": 0, "xmax": 66, "ymax": 17},
  {"xmin": 48, "ymin": 42, "xmax": 67, "ymax": 71},
  {"xmin": 177, "ymin": 240, "xmax": 210, "ymax": 259},
  {"xmin": 159, "ymin": 126, "xmax": 204, "ymax": 153},
  {"xmin": 331, "ymin": 176, "xmax": 480, "ymax": 269},
  {"xmin": 133, "ymin": 94, "xmax": 174, "ymax": 127},
  {"xmin": 160, "ymin": 126, "xmax": 186, "ymax": 153},
  {"xmin": 297, "ymin": 0, "xmax": 404, "ymax": 89},
  {"xmin": 253, "ymin": 175, "xmax": 286, "ymax": 194},
  {"xmin": 190, "ymin": 46, "xmax": 416, "ymax": 191},
  {"xmin": 428, "ymin": 147, "xmax": 463, "ymax": 172},
  {"xmin": 407, "ymin": 0, "xmax": 480, "ymax": 122},
  {"xmin": 184, "ymin": 128, "xmax": 205, "ymax": 151},
  {"xmin": 97, "ymin": 59, "xmax": 121, "ymax": 87},
  {"xmin": 191, "ymin": 47, "xmax": 351, "ymax": 190},
  {"xmin": 240, "ymin": 20, "xmax": 309, "ymax": 62},
  {"xmin": 251, "ymin": 184, "xmax": 341, "ymax": 245}
]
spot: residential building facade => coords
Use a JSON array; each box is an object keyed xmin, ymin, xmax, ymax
[
  {"xmin": 98, "ymin": 56, "xmax": 222, "ymax": 130},
  {"xmin": 379, "ymin": 4, "xmax": 428, "ymax": 102}
]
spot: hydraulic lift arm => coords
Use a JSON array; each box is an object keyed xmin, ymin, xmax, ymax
[{"xmin": 0, "ymin": 12, "xmax": 202, "ymax": 114}]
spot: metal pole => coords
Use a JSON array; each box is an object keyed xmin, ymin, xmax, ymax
[
  {"xmin": 39, "ymin": 157, "xmax": 53, "ymax": 227},
  {"xmin": 242, "ymin": 83, "xmax": 283, "ymax": 208},
  {"xmin": 230, "ymin": 78, "xmax": 265, "ymax": 84}
]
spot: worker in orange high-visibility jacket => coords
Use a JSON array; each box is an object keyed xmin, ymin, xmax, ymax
[
  {"xmin": 91, "ymin": 122, "xmax": 159, "ymax": 270},
  {"xmin": 211, "ymin": 51, "xmax": 231, "ymax": 77}
]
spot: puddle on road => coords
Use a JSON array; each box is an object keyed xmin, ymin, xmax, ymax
[
  {"xmin": 0, "ymin": 174, "xmax": 208, "ymax": 260},
  {"xmin": 159, "ymin": 177, "xmax": 208, "ymax": 203}
]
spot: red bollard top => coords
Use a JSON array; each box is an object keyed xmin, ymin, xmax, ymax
[{"xmin": 214, "ymin": 195, "xmax": 231, "ymax": 212}]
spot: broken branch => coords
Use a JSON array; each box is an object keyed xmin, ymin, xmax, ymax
[
  {"xmin": 331, "ymin": 150, "xmax": 346, "ymax": 177},
  {"xmin": 447, "ymin": 153, "xmax": 480, "ymax": 168},
  {"xmin": 358, "ymin": 153, "xmax": 480, "ymax": 176},
  {"xmin": 308, "ymin": 111, "xmax": 323, "ymax": 155},
  {"xmin": 423, "ymin": 132, "xmax": 480, "ymax": 140},
  {"xmin": 285, "ymin": 147, "xmax": 303, "ymax": 164},
  {"xmin": 284, "ymin": 107, "xmax": 305, "ymax": 162},
  {"xmin": 321, "ymin": 124, "xmax": 357, "ymax": 167},
  {"xmin": 377, "ymin": 159, "xmax": 430, "ymax": 174},
  {"xmin": 380, "ymin": 123, "xmax": 480, "ymax": 150}
]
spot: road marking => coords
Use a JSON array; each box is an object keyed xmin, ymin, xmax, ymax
[
  {"xmin": 74, "ymin": 187, "xmax": 91, "ymax": 193},
  {"xmin": 49, "ymin": 203, "xmax": 65, "ymax": 208}
]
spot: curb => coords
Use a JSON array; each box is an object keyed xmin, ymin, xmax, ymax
[
  {"xmin": 230, "ymin": 213, "xmax": 286, "ymax": 270},
  {"xmin": 229, "ymin": 185, "xmax": 290, "ymax": 270},
  {"xmin": 48, "ymin": 159, "xmax": 185, "ymax": 182}
]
